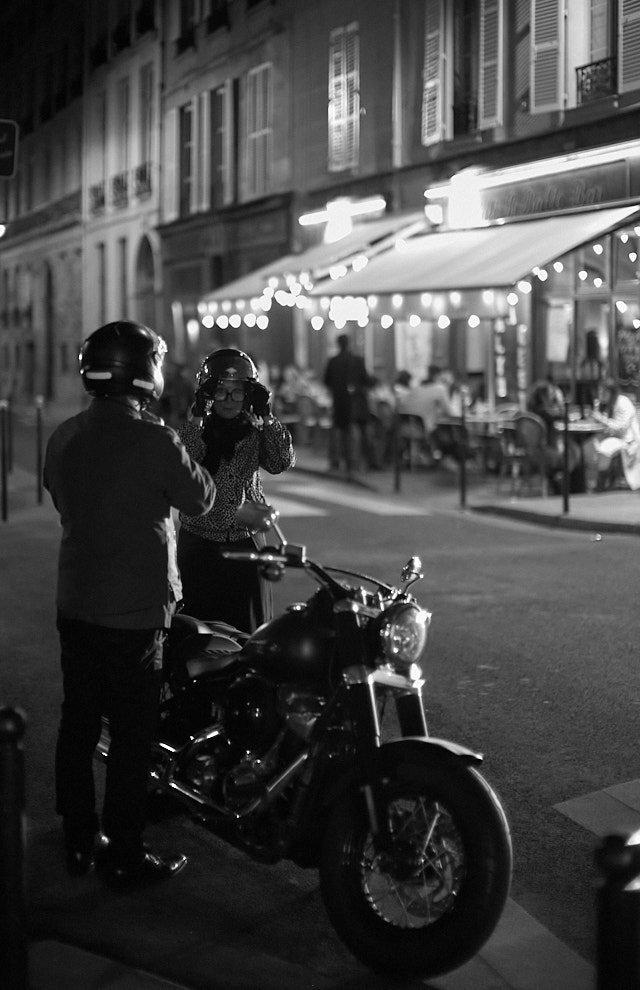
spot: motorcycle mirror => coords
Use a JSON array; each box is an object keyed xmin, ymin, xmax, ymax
[
  {"xmin": 236, "ymin": 501, "xmax": 280, "ymax": 531},
  {"xmin": 401, "ymin": 556, "xmax": 423, "ymax": 585}
]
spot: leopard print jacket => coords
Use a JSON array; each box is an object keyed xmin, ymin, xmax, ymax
[{"xmin": 177, "ymin": 417, "xmax": 295, "ymax": 542}]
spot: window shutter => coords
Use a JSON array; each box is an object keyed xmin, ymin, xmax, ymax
[
  {"xmin": 620, "ymin": 0, "xmax": 640, "ymax": 92},
  {"xmin": 345, "ymin": 25, "xmax": 360, "ymax": 167},
  {"xmin": 421, "ymin": 0, "xmax": 444, "ymax": 145},
  {"xmin": 243, "ymin": 64, "xmax": 272, "ymax": 197},
  {"xmin": 197, "ymin": 91, "xmax": 210, "ymax": 212},
  {"xmin": 163, "ymin": 107, "xmax": 178, "ymax": 222},
  {"xmin": 328, "ymin": 24, "xmax": 360, "ymax": 171},
  {"xmin": 479, "ymin": 0, "xmax": 503, "ymax": 128},
  {"xmin": 531, "ymin": 0, "xmax": 564, "ymax": 113}
]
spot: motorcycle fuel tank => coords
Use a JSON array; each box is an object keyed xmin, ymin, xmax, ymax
[{"xmin": 242, "ymin": 604, "xmax": 335, "ymax": 689}]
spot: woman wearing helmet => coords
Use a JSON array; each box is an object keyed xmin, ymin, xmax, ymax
[{"xmin": 177, "ymin": 347, "xmax": 295, "ymax": 630}]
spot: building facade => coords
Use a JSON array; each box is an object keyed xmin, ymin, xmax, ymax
[{"xmin": 2, "ymin": 0, "xmax": 640, "ymax": 413}]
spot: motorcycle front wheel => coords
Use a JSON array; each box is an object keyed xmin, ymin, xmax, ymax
[{"xmin": 319, "ymin": 748, "xmax": 512, "ymax": 978}]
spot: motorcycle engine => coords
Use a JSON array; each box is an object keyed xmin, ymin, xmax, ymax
[{"xmin": 224, "ymin": 672, "xmax": 282, "ymax": 754}]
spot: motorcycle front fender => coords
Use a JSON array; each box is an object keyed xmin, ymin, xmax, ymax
[{"xmin": 320, "ymin": 736, "xmax": 483, "ymax": 813}]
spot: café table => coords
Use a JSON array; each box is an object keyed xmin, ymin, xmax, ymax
[{"xmin": 553, "ymin": 419, "xmax": 604, "ymax": 493}]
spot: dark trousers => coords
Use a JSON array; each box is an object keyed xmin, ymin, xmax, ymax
[
  {"xmin": 177, "ymin": 528, "xmax": 272, "ymax": 632},
  {"xmin": 55, "ymin": 613, "xmax": 163, "ymax": 865}
]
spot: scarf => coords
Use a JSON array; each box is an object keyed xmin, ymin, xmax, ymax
[{"xmin": 201, "ymin": 412, "xmax": 252, "ymax": 474}]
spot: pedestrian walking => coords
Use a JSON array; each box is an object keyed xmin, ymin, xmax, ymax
[
  {"xmin": 323, "ymin": 333, "xmax": 375, "ymax": 475},
  {"xmin": 43, "ymin": 320, "xmax": 216, "ymax": 887}
]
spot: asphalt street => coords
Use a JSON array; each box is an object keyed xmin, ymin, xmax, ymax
[{"xmin": 4, "ymin": 411, "xmax": 640, "ymax": 988}]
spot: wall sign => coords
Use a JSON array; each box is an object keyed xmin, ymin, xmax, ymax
[{"xmin": 493, "ymin": 321, "xmax": 528, "ymax": 406}]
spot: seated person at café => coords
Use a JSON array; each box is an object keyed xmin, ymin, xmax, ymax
[
  {"xmin": 588, "ymin": 378, "xmax": 640, "ymax": 491},
  {"xmin": 397, "ymin": 366, "xmax": 454, "ymax": 462},
  {"xmin": 527, "ymin": 378, "xmax": 580, "ymax": 494}
]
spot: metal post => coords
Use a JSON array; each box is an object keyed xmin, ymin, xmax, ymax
[
  {"xmin": 459, "ymin": 389, "xmax": 469, "ymax": 510},
  {"xmin": 562, "ymin": 399, "xmax": 570, "ymax": 515},
  {"xmin": 595, "ymin": 830, "xmax": 640, "ymax": 989},
  {"xmin": 35, "ymin": 396, "xmax": 44, "ymax": 505},
  {"xmin": 0, "ymin": 707, "xmax": 28, "ymax": 990},
  {"xmin": 0, "ymin": 400, "xmax": 8, "ymax": 523},
  {"xmin": 392, "ymin": 412, "xmax": 401, "ymax": 493},
  {"xmin": 7, "ymin": 396, "xmax": 13, "ymax": 473}
]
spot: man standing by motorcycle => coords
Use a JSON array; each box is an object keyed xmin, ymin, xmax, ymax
[{"xmin": 44, "ymin": 321, "xmax": 216, "ymax": 887}]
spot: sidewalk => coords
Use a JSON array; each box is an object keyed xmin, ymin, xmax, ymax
[{"xmin": 291, "ymin": 444, "xmax": 640, "ymax": 537}]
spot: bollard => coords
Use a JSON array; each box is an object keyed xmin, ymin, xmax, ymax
[
  {"xmin": 0, "ymin": 707, "xmax": 28, "ymax": 990},
  {"xmin": 1, "ymin": 399, "xmax": 8, "ymax": 522},
  {"xmin": 7, "ymin": 395, "xmax": 13, "ymax": 472},
  {"xmin": 35, "ymin": 395, "xmax": 44, "ymax": 505},
  {"xmin": 595, "ymin": 830, "xmax": 640, "ymax": 989},
  {"xmin": 0, "ymin": 400, "xmax": 7, "ymax": 521}
]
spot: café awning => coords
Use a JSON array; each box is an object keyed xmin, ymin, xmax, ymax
[
  {"xmin": 307, "ymin": 205, "xmax": 640, "ymax": 297},
  {"xmin": 199, "ymin": 210, "xmax": 426, "ymax": 306}
]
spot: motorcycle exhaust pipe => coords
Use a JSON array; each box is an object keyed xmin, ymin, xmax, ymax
[
  {"xmin": 96, "ymin": 720, "xmax": 308, "ymax": 821},
  {"xmin": 153, "ymin": 750, "xmax": 309, "ymax": 821}
]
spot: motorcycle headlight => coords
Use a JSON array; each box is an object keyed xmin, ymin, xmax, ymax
[{"xmin": 379, "ymin": 603, "xmax": 431, "ymax": 669}]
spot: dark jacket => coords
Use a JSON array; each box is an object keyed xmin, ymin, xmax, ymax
[
  {"xmin": 44, "ymin": 398, "xmax": 216, "ymax": 628},
  {"xmin": 323, "ymin": 350, "xmax": 373, "ymax": 426}
]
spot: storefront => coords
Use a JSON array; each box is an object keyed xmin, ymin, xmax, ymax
[
  {"xmin": 306, "ymin": 203, "xmax": 640, "ymax": 407},
  {"xmin": 299, "ymin": 140, "xmax": 640, "ymax": 408}
]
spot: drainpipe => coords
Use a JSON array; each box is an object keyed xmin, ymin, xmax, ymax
[{"xmin": 392, "ymin": 0, "xmax": 403, "ymax": 169}]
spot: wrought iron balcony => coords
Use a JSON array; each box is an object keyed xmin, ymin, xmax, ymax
[
  {"xmin": 89, "ymin": 181, "xmax": 105, "ymax": 214},
  {"xmin": 134, "ymin": 162, "xmax": 152, "ymax": 198},
  {"xmin": 576, "ymin": 56, "xmax": 617, "ymax": 105},
  {"xmin": 111, "ymin": 171, "xmax": 129, "ymax": 209}
]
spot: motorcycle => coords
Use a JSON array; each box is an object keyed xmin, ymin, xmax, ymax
[{"xmin": 95, "ymin": 501, "xmax": 512, "ymax": 979}]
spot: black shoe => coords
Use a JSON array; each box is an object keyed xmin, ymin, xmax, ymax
[
  {"xmin": 98, "ymin": 848, "xmax": 188, "ymax": 889},
  {"xmin": 65, "ymin": 848, "xmax": 96, "ymax": 876}
]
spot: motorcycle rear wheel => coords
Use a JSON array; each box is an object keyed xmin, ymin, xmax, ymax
[{"xmin": 319, "ymin": 748, "xmax": 512, "ymax": 978}]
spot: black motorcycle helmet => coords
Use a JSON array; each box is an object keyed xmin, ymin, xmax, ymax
[
  {"xmin": 79, "ymin": 321, "xmax": 167, "ymax": 401},
  {"xmin": 194, "ymin": 347, "xmax": 269, "ymax": 417}
]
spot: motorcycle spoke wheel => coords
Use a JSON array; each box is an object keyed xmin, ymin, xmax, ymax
[
  {"xmin": 362, "ymin": 796, "xmax": 465, "ymax": 927},
  {"xmin": 320, "ymin": 749, "xmax": 512, "ymax": 978}
]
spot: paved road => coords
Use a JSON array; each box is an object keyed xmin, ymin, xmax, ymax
[{"xmin": 6, "ymin": 418, "xmax": 639, "ymax": 988}]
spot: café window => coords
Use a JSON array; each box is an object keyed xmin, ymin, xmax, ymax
[
  {"xmin": 614, "ymin": 226, "xmax": 640, "ymax": 285},
  {"xmin": 575, "ymin": 237, "xmax": 610, "ymax": 292}
]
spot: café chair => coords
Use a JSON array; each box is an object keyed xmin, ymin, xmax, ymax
[
  {"xmin": 295, "ymin": 394, "xmax": 332, "ymax": 449},
  {"xmin": 497, "ymin": 412, "xmax": 548, "ymax": 497},
  {"xmin": 396, "ymin": 413, "xmax": 429, "ymax": 471}
]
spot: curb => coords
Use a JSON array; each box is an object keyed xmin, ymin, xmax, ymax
[{"xmin": 470, "ymin": 503, "xmax": 640, "ymax": 536}]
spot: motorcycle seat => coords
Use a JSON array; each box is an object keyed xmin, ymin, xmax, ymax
[{"xmin": 186, "ymin": 647, "xmax": 241, "ymax": 680}]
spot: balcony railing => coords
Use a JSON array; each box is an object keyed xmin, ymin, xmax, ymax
[
  {"xmin": 111, "ymin": 171, "xmax": 129, "ymax": 209},
  {"xmin": 134, "ymin": 162, "xmax": 152, "ymax": 198},
  {"xmin": 576, "ymin": 56, "xmax": 617, "ymax": 105},
  {"xmin": 89, "ymin": 181, "xmax": 105, "ymax": 214}
]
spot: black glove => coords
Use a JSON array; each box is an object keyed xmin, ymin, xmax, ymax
[
  {"xmin": 249, "ymin": 382, "xmax": 272, "ymax": 417},
  {"xmin": 192, "ymin": 388, "xmax": 209, "ymax": 417}
]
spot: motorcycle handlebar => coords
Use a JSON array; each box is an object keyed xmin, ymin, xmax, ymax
[{"xmin": 221, "ymin": 549, "xmax": 289, "ymax": 565}]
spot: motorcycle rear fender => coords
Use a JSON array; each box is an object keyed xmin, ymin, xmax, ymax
[{"xmin": 321, "ymin": 736, "xmax": 482, "ymax": 811}]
